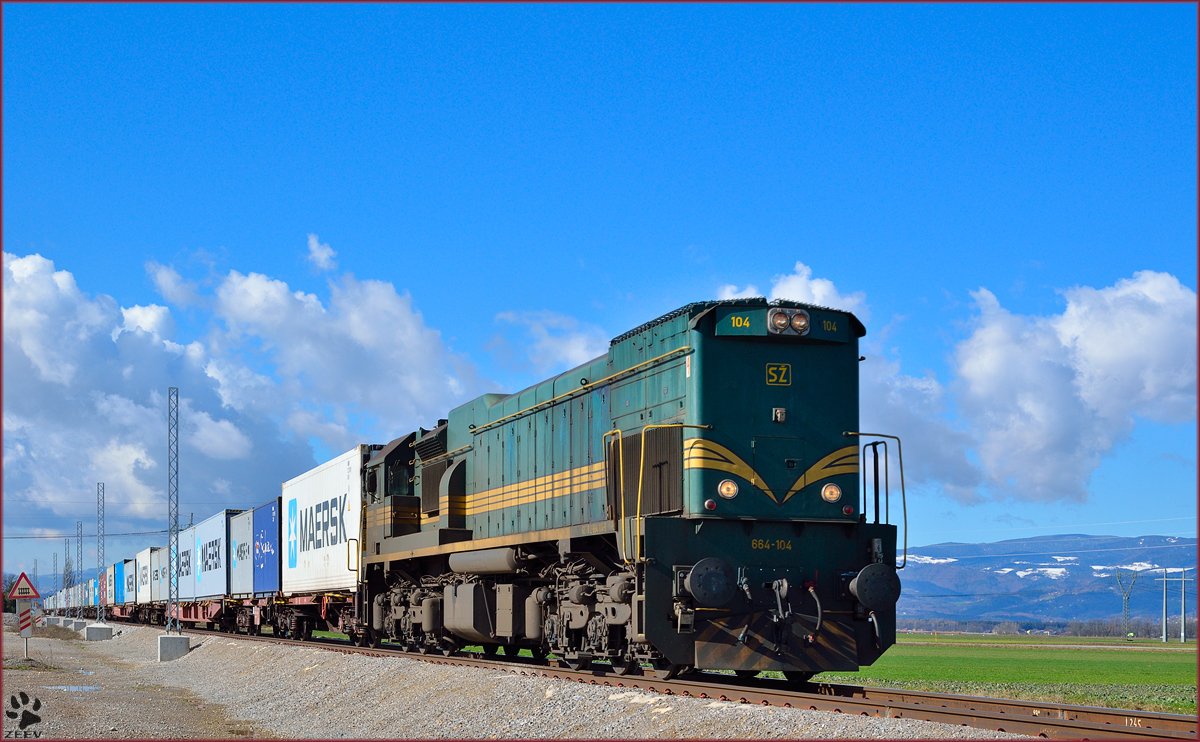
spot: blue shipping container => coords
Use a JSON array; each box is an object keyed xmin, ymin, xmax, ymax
[
  {"xmin": 114, "ymin": 561, "xmax": 125, "ymax": 604},
  {"xmin": 253, "ymin": 498, "xmax": 281, "ymax": 595}
]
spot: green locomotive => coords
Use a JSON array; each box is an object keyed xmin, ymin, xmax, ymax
[{"xmin": 359, "ymin": 298, "xmax": 903, "ymax": 679}]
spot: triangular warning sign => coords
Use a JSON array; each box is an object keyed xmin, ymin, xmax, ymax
[{"xmin": 7, "ymin": 572, "xmax": 40, "ymax": 600}]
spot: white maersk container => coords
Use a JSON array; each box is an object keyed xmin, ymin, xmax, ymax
[
  {"xmin": 106, "ymin": 564, "xmax": 115, "ymax": 606},
  {"xmin": 136, "ymin": 547, "xmax": 159, "ymax": 605},
  {"xmin": 230, "ymin": 509, "xmax": 254, "ymax": 597},
  {"xmin": 178, "ymin": 526, "xmax": 197, "ymax": 601},
  {"xmin": 195, "ymin": 510, "xmax": 242, "ymax": 599},
  {"xmin": 122, "ymin": 559, "xmax": 136, "ymax": 605},
  {"xmin": 151, "ymin": 548, "xmax": 163, "ymax": 602},
  {"xmin": 282, "ymin": 446, "xmax": 368, "ymax": 595}
]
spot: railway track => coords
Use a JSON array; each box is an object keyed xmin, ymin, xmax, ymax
[{"xmin": 165, "ymin": 623, "xmax": 1196, "ymax": 740}]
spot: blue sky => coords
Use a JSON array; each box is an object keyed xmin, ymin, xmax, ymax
[{"xmin": 3, "ymin": 4, "xmax": 1196, "ymax": 582}]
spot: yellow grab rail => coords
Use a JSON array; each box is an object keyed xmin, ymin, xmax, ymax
[{"xmin": 601, "ymin": 429, "xmax": 629, "ymax": 563}]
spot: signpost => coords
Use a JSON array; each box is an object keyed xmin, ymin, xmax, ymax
[{"xmin": 8, "ymin": 573, "xmax": 42, "ymax": 659}]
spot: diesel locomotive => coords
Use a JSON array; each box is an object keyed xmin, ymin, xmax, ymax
[
  {"xmin": 47, "ymin": 298, "xmax": 904, "ymax": 682},
  {"xmin": 356, "ymin": 298, "xmax": 903, "ymax": 679}
]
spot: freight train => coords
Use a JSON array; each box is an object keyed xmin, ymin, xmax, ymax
[{"xmin": 47, "ymin": 298, "xmax": 905, "ymax": 681}]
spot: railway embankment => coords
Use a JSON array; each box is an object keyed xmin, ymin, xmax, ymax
[{"xmin": 4, "ymin": 620, "xmax": 1029, "ymax": 739}]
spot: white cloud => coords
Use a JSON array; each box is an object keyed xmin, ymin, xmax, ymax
[
  {"xmin": 769, "ymin": 262, "xmax": 869, "ymax": 321},
  {"xmin": 112, "ymin": 304, "xmax": 175, "ymax": 341},
  {"xmin": 493, "ymin": 311, "xmax": 610, "ymax": 376},
  {"xmin": 859, "ymin": 354, "xmax": 983, "ymax": 503},
  {"xmin": 953, "ymin": 272, "xmax": 1196, "ymax": 502},
  {"xmin": 210, "ymin": 268, "xmax": 479, "ymax": 448},
  {"xmin": 716, "ymin": 262, "xmax": 869, "ymax": 320},
  {"xmin": 1052, "ymin": 271, "xmax": 1196, "ymax": 424},
  {"xmin": 3, "ymin": 252, "xmax": 114, "ymax": 385},
  {"xmin": 147, "ymin": 262, "xmax": 201, "ymax": 307},
  {"xmin": 188, "ymin": 410, "xmax": 252, "ymax": 460},
  {"xmin": 4, "ymin": 248, "xmax": 462, "ymax": 544},
  {"xmin": 717, "ymin": 283, "xmax": 761, "ymax": 300},
  {"xmin": 306, "ymin": 233, "xmax": 337, "ymax": 271}
]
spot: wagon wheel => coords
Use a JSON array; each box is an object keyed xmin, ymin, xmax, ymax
[
  {"xmin": 609, "ymin": 654, "xmax": 638, "ymax": 676},
  {"xmin": 648, "ymin": 659, "xmax": 683, "ymax": 680},
  {"xmin": 564, "ymin": 654, "xmax": 591, "ymax": 671}
]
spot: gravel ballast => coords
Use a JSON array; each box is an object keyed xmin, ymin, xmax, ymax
[{"xmin": 5, "ymin": 621, "xmax": 1032, "ymax": 739}]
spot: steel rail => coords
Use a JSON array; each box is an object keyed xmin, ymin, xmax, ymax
[{"xmin": 169, "ymin": 625, "xmax": 1196, "ymax": 740}]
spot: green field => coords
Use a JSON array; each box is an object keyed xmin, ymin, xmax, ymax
[{"xmin": 811, "ymin": 636, "xmax": 1197, "ymax": 715}]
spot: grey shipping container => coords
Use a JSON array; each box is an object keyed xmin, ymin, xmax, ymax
[
  {"xmin": 150, "ymin": 548, "xmax": 165, "ymax": 603},
  {"xmin": 122, "ymin": 559, "xmax": 136, "ymax": 604},
  {"xmin": 178, "ymin": 526, "xmax": 196, "ymax": 601},
  {"xmin": 195, "ymin": 509, "xmax": 244, "ymax": 599},
  {"xmin": 230, "ymin": 509, "xmax": 254, "ymax": 596},
  {"xmin": 136, "ymin": 548, "xmax": 159, "ymax": 604}
]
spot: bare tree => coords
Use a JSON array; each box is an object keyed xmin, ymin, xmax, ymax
[{"xmin": 2, "ymin": 573, "xmax": 16, "ymax": 614}]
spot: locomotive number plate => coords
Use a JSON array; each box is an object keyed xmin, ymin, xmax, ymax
[
  {"xmin": 751, "ymin": 539, "xmax": 792, "ymax": 550},
  {"xmin": 765, "ymin": 363, "xmax": 791, "ymax": 385}
]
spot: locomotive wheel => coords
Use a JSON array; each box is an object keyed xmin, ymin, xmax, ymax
[
  {"xmin": 482, "ymin": 643, "xmax": 500, "ymax": 656},
  {"xmin": 783, "ymin": 671, "xmax": 814, "ymax": 684},
  {"xmin": 418, "ymin": 644, "xmax": 432, "ymax": 655},
  {"xmin": 609, "ymin": 655, "xmax": 637, "ymax": 676},
  {"xmin": 649, "ymin": 659, "xmax": 683, "ymax": 680},
  {"xmin": 531, "ymin": 647, "xmax": 548, "ymax": 660},
  {"xmin": 499, "ymin": 644, "xmax": 521, "ymax": 656},
  {"xmin": 735, "ymin": 670, "xmax": 759, "ymax": 679},
  {"xmin": 564, "ymin": 655, "xmax": 591, "ymax": 671}
]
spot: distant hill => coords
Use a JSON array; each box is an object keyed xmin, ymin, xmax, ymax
[{"xmin": 896, "ymin": 534, "xmax": 1196, "ymax": 622}]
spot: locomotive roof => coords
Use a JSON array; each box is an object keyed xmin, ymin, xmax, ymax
[{"xmin": 609, "ymin": 297, "xmax": 866, "ymax": 346}]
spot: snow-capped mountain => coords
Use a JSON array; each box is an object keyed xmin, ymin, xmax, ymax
[{"xmin": 895, "ymin": 534, "xmax": 1196, "ymax": 621}]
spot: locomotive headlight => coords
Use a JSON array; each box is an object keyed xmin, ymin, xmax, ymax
[
  {"xmin": 790, "ymin": 311, "xmax": 810, "ymax": 334},
  {"xmin": 718, "ymin": 479, "xmax": 739, "ymax": 499},
  {"xmin": 769, "ymin": 310, "xmax": 790, "ymax": 332},
  {"xmin": 821, "ymin": 483, "xmax": 842, "ymax": 503}
]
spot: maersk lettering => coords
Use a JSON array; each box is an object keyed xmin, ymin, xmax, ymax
[
  {"xmin": 201, "ymin": 539, "xmax": 222, "ymax": 572},
  {"xmin": 179, "ymin": 549, "xmax": 192, "ymax": 577},
  {"xmin": 296, "ymin": 494, "xmax": 348, "ymax": 555}
]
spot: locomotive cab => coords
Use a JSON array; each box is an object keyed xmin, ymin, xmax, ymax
[{"xmin": 619, "ymin": 299, "xmax": 902, "ymax": 677}]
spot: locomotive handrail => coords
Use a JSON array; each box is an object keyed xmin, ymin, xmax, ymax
[
  {"xmin": 473, "ymin": 346, "xmax": 694, "ymax": 435},
  {"xmin": 601, "ymin": 429, "xmax": 630, "ymax": 563},
  {"xmin": 635, "ymin": 423, "xmax": 713, "ymax": 562},
  {"xmin": 842, "ymin": 432, "xmax": 907, "ymax": 569}
]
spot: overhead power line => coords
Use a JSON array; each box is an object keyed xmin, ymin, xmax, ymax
[{"xmin": 4, "ymin": 530, "xmax": 169, "ymax": 540}]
